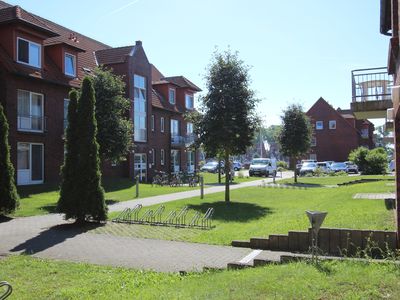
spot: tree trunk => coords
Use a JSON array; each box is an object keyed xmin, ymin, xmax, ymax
[
  {"xmin": 218, "ymin": 156, "xmax": 222, "ymax": 184},
  {"xmin": 224, "ymin": 151, "xmax": 230, "ymax": 202},
  {"xmin": 294, "ymin": 156, "xmax": 298, "ymax": 183}
]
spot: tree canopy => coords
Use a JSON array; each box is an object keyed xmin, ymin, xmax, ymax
[
  {"xmin": 198, "ymin": 49, "xmax": 259, "ymax": 201},
  {"xmin": 93, "ymin": 67, "xmax": 132, "ymax": 162},
  {"xmin": 278, "ymin": 104, "xmax": 312, "ymax": 182}
]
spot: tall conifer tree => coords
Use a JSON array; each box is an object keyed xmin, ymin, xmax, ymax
[
  {"xmin": 75, "ymin": 77, "xmax": 107, "ymax": 222},
  {"xmin": 0, "ymin": 103, "xmax": 19, "ymax": 215},
  {"xmin": 58, "ymin": 90, "xmax": 79, "ymax": 218}
]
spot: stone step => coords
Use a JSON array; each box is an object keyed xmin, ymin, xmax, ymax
[
  {"xmin": 227, "ymin": 262, "xmax": 254, "ymax": 270},
  {"xmin": 253, "ymin": 258, "xmax": 278, "ymax": 267},
  {"xmin": 249, "ymin": 237, "xmax": 270, "ymax": 249},
  {"xmin": 231, "ymin": 240, "xmax": 251, "ymax": 248}
]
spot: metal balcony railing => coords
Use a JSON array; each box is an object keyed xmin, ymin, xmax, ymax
[
  {"xmin": 351, "ymin": 67, "xmax": 393, "ymax": 102},
  {"xmin": 17, "ymin": 115, "xmax": 46, "ymax": 132},
  {"xmin": 171, "ymin": 134, "xmax": 198, "ymax": 147}
]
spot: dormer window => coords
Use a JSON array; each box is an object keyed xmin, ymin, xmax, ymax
[
  {"xmin": 64, "ymin": 53, "xmax": 76, "ymax": 77},
  {"xmin": 185, "ymin": 94, "xmax": 194, "ymax": 109},
  {"xmin": 17, "ymin": 37, "xmax": 41, "ymax": 68},
  {"xmin": 169, "ymin": 88, "xmax": 176, "ymax": 104}
]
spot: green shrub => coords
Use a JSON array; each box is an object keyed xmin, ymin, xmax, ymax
[
  {"xmin": 364, "ymin": 148, "xmax": 387, "ymax": 175},
  {"xmin": 348, "ymin": 147, "xmax": 369, "ymax": 172},
  {"xmin": 277, "ymin": 161, "xmax": 288, "ymax": 170},
  {"xmin": 314, "ymin": 167, "xmax": 327, "ymax": 177}
]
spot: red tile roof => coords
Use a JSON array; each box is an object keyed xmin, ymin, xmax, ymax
[
  {"xmin": 96, "ymin": 46, "xmax": 135, "ymax": 65},
  {"xmin": 0, "ymin": 0, "xmax": 110, "ymax": 86},
  {"xmin": 162, "ymin": 76, "xmax": 202, "ymax": 92},
  {"xmin": 151, "ymin": 89, "xmax": 185, "ymax": 113},
  {"xmin": 0, "ymin": 4, "xmax": 57, "ymax": 36}
]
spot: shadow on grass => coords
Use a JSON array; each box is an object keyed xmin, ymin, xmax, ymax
[
  {"xmin": 102, "ymin": 178, "xmax": 135, "ymax": 193},
  {"xmin": 283, "ymin": 182, "xmax": 324, "ymax": 188},
  {"xmin": 204, "ymin": 182, "xmax": 240, "ymax": 187},
  {"xmin": 10, "ymin": 222, "xmax": 105, "ymax": 255},
  {"xmin": 187, "ymin": 201, "xmax": 272, "ymax": 222},
  {"xmin": 39, "ymin": 204, "xmax": 58, "ymax": 214},
  {"xmin": 17, "ymin": 183, "xmax": 59, "ymax": 198}
]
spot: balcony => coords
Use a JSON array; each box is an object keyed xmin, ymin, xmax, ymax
[
  {"xmin": 171, "ymin": 134, "xmax": 198, "ymax": 148},
  {"xmin": 17, "ymin": 115, "xmax": 46, "ymax": 132},
  {"xmin": 350, "ymin": 67, "xmax": 393, "ymax": 119}
]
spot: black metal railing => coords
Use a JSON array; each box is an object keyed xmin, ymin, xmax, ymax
[
  {"xmin": 17, "ymin": 115, "xmax": 46, "ymax": 132},
  {"xmin": 351, "ymin": 67, "xmax": 393, "ymax": 102}
]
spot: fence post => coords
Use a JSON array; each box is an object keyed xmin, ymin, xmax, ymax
[
  {"xmin": 200, "ymin": 176, "xmax": 204, "ymax": 199},
  {"xmin": 135, "ymin": 175, "xmax": 139, "ymax": 198}
]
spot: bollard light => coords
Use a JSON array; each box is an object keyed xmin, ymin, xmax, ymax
[{"xmin": 306, "ymin": 210, "xmax": 327, "ymax": 261}]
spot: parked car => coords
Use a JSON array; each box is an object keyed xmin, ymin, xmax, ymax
[
  {"xmin": 200, "ymin": 161, "xmax": 224, "ymax": 173},
  {"xmin": 323, "ymin": 161, "xmax": 334, "ymax": 166},
  {"xmin": 299, "ymin": 162, "xmax": 318, "ymax": 176},
  {"xmin": 317, "ymin": 162, "xmax": 331, "ymax": 173},
  {"xmin": 249, "ymin": 158, "xmax": 277, "ymax": 177},
  {"xmin": 233, "ymin": 161, "xmax": 242, "ymax": 171},
  {"xmin": 330, "ymin": 162, "xmax": 348, "ymax": 173},
  {"xmin": 344, "ymin": 161, "xmax": 359, "ymax": 174}
]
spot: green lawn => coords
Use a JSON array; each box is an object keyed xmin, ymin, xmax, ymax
[
  {"xmin": 105, "ymin": 176, "xmax": 396, "ymax": 245},
  {"xmin": 13, "ymin": 174, "xmax": 262, "ymax": 217},
  {"xmin": 1, "ymin": 255, "xmax": 399, "ymax": 299}
]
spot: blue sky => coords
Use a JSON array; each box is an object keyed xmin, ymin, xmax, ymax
[{"xmin": 7, "ymin": 0, "xmax": 389, "ymax": 126}]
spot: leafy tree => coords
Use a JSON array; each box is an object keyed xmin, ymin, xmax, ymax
[
  {"xmin": 58, "ymin": 90, "xmax": 80, "ymax": 218},
  {"xmin": 93, "ymin": 67, "xmax": 132, "ymax": 162},
  {"xmin": 348, "ymin": 146, "xmax": 369, "ymax": 173},
  {"xmin": 278, "ymin": 104, "xmax": 312, "ymax": 183},
  {"xmin": 198, "ymin": 50, "xmax": 259, "ymax": 202},
  {"xmin": 0, "ymin": 103, "xmax": 19, "ymax": 215}
]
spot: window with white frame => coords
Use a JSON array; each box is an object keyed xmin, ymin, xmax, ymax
[
  {"xmin": 309, "ymin": 154, "xmax": 317, "ymax": 161},
  {"xmin": 361, "ymin": 128, "xmax": 369, "ymax": 139},
  {"xmin": 63, "ymin": 99, "xmax": 69, "ymax": 130},
  {"xmin": 171, "ymin": 119, "xmax": 179, "ymax": 136},
  {"xmin": 17, "ymin": 90, "xmax": 44, "ymax": 132},
  {"xmin": 151, "ymin": 115, "xmax": 155, "ymax": 132},
  {"xmin": 134, "ymin": 74, "xmax": 147, "ymax": 142},
  {"xmin": 311, "ymin": 136, "xmax": 316, "ymax": 147},
  {"xmin": 160, "ymin": 117, "xmax": 165, "ymax": 133},
  {"xmin": 169, "ymin": 88, "xmax": 176, "ymax": 104},
  {"xmin": 187, "ymin": 151, "xmax": 195, "ymax": 173},
  {"xmin": 185, "ymin": 94, "xmax": 194, "ymax": 109},
  {"xmin": 187, "ymin": 122, "xmax": 193, "ymax": 135},
  {"xmin": 316, "ymin": 121, "xmax": 323, "ymax": 130},
  {"xmin": 17, "ymin": 37, "xmax": 41, "ymax": 68},
  {"xmin": 160, "ymin": 149, "xmax": 165, "ymax": 165},
  {"xmin": 152, "ymin": 148, "xmax": 155, "ymax": 165},
  {"xmin": 64, "ymin": 53, "xmax": 76, "ymax": 77},
  {"xmin": 329, "ymin": 120, "xmax": 336, "ymax": 130}
]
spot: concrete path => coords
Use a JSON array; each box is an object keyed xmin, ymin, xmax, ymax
[
  {"xmin": 353, "ymin": 193, "xmax": 395, "ymax": 199},
  {"xmin": 0, "ymin": 172, "xmax": 293, "ymax": 272},
  {"xmin": 109, "ymin": 171, "xmax": 293, "ymax": 212}
]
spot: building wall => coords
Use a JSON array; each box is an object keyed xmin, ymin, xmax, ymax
[{"xmin": 307, "ymin": 98, "xmax": 360, "ymax": 162}]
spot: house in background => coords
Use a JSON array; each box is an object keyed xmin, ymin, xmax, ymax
[
  {"xmin": 306, "ymin": 97, "xmax": 375, "ymax": 162},
  {"xmin": 0, "ymin": 0, "xmax": 200, "ymax": 185}
]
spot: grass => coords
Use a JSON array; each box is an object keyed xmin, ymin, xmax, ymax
[
  {"xmin": 279, "ymin": 174, "xmax": 394, "ymax": 186},
  {"xmin": 1, "ymin": 255, "xmax": 400, "ymax": 299},
  {"xmin": 13, "ymin": 173, "xmax": 262, "ymax": 217},
  {"xmin": 105, "ymin": 176, "xmax": 396, "ymax": 245}
]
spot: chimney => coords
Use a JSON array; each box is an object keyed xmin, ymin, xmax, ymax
[{"xmin": 135, "ymin": 40, "xmax": 142, "ymax": 46}]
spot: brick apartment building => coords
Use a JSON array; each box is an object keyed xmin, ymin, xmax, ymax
[
  {"xmin": 306, "ymin": 97, "xmax": 374, "ymax": 162},
  {"xmin": 0, "ymin": 1, "xmax": 200, "ymax": 185}
]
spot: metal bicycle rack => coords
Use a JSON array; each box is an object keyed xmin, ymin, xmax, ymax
[
  {"xmin": 0, "ymin": 281, "xmax": 12, "ymax": 300},
  {"xmin": 112, "ymin": 205, "xmax": 215, "ymax": 229}
]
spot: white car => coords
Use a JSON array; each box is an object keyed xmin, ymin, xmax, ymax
[{"xmin": 249, "ymin": 158, "xmax": 277, "ymax": 177}]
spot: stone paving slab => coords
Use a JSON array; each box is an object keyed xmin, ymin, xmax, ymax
[
  {"xmin": 0, "ymin": 175, "xmax": 299, "ymax": 272},
  {"xmin": 352, "ymin": 193, "xmax": 395, "ymax": 199}
]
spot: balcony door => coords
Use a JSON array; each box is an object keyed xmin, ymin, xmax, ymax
[
  {"xmin": 171, "ymin": 150, "xmax": 180, "ymax": 173},
  {"xmin": 17, "ymin": 90, "xmax": 44, "ymax": 132},
  {"xmin": 17, "ymin": 143, "xmax": 44, "ymax": 185},
  {"xmin": 134, "ymin": 153, "xmax": 147, "ymax": 182}
]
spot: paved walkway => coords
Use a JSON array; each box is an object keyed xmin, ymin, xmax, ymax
[
  {"xmin": 0, "ymin": 172, "xmax": 293, "ymax": 272},
  {"xmin": 353, "ymin": 193, "xmax": 395, "ymax": 199}
]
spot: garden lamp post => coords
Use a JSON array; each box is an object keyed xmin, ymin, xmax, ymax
[{"xmin": 306, "ymin": 210, "xmax": 327, "ymax": 262}]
